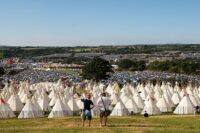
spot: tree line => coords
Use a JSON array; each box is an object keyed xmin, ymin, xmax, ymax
[{"xmin": 117, "ymin": 58, "xmax": 200, "ymax": 75}]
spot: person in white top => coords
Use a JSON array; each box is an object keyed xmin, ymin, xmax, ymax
[{"xmin": 97, "ymin": 92, "xmax": 111, "ymax": 127}]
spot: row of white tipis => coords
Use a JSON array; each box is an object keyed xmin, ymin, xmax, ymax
[{"xmin": 0, "ymin": 79, "xmax": 200, "ymax": 118}]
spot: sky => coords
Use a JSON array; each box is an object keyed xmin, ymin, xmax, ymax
[{"xmin": 0, "ymin": 0, "xmax": 200, "ymax": 46}]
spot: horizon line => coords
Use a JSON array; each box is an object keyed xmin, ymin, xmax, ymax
[{"xmin": 1, "ymin": 43, "xmax": 200, "ymax": 47}]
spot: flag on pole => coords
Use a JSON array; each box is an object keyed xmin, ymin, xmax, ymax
[{"xmin": 115, "ymin": 83, "xmax": 119, "ymax": 93}]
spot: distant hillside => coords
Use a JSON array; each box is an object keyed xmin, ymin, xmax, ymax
[{"xmin": 1, "ymin": 44, "xmax": 200, "ymax": 58}]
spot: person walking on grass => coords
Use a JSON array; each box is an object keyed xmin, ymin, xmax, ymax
[
  {"xmin": 81, "ymin": 93, "xmax": 94, "ymax": 127},
  {"xmin": 97, "ymin": 92, "xmax": 111, "ymax": 127}
]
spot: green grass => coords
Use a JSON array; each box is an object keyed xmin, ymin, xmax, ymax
[{"xmin": 0, "ymin": 115, "xmax": 200, "ymax": 133}]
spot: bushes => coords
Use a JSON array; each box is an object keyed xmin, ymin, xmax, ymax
[
  {"xmin": 148, "ymin": 59, "xmax": 200, "ymax": 75},
  {"xmin": 117, "ymin": 58, "xmax": 200, "ymax": 75},
  {"xmin": 131, "ymin": 60, "xmax": 146, "ymax": 71},
  {"xmin": 117, "ymin": 59, "xmax": 133, "ymax": 69},
  {"xmin": 117, "ymin": 59, "xmax": 146, "ymax": 71}
]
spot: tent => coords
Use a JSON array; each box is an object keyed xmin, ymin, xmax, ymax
[
  {"xmin": 0, "ymin": 98, "xmax": 15, "ymax": 118},
  {"xmin": 125, "ymin": 98, "xmax": 140, "ymax": 113},
  {"xmin": 67, "ymin": 97, "xmax": 80, "ymax": 115},
  {"xmin": 156, "ymin": 96, "xmax": 172, "ymax": 112},
  {"xmin": 174, "ymin": 94, "xmax": 195, "ymax": 114},
  {"xmin": 133, "ymin": 94, "xmax": 144, "ymax": 109},
  {"xmin": 7, "ymin": 94, "xmax": 24, "ymax": 112},
  {"xmin": 48, "ymin": 98, "xmax": 71, "ymax": 118},
  {"xmin": 110, "ymin": 99, "xmax": 129, "ymax": 116},
  {"xmin": 171, "ymin": 92, "xmax": 181, "ymax": 105},
  {"xmin": 18, "ymin": 99, "xmax": 44, "ymax": 118},
  {"xmin": 141, "ymin": 97, "xmax": 161, "ymax": 115}
]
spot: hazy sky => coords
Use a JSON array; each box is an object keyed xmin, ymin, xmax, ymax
[{"xmin": 0, "ymin": 0, "xmax": 200, "ymax": 46}]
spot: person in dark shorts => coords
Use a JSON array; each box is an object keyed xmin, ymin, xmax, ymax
[
  {"xmin": 81, "ymin": 93, "xmax": 94, "ymax": 127},
  {"xmin": 97, "ymin": 92, "xmax": 111, "ymax": 127}
]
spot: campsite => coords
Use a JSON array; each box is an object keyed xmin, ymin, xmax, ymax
[
  {"xmin": 1, "ymin": 54, "xmax": 200, "ymax": 133},
  {"xmin": 1, "ymin": 0, "xmax": 200, "ymax": 132},
  {"xmin": 1, "ymin": 73, "xmax": 200, "ymax": 133}
]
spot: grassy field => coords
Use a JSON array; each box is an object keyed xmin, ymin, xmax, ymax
[{"xmin": 0, "ymin": 115, "xmax": 200, "ymax": 133}]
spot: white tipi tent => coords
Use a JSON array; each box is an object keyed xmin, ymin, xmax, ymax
[
  {"xmin": 7, "ymin": 94, "xmax": 24, "ymax": 112},
  {"xmin": 156, "ymin": 96, "xmax": 172, "ymax": 112},
  {"xmin": 76, "ymin": 99, "xmax": 83, "ymax": 110},
  {"xmin": 163, "ymin": 90, "xmax": 175, "ymax": 108},
  {"xmin": 110, "ymin": 93, "xmax": 119, "ymax": 105},
  {"xmin": 171, "ymin": 91, "xmax": 181, "ymax": 105},
  {"xmin": 141, "ymin": 97, "xmax": 161, "ymax": 115},
  {"xmin": 110, "ymin": 99, "xmax": 129, "ymax": 116},
  {"xmin": 125, "ymin": 98, "xmax": 140, "ymax": 113},
  {"xmin": 18, "ymin": 99, "xmax": 44, "ymax": 118},
  {"xmin": 0, "ymin": 98, "xmax": 15, "ymax": 118},
  {"xmin": 67, "ymin": 97, "xmax": 80, "ymax": 115},
  {"xmin": 37, "ymin": 90, "xmax": 50, "ymax": 111},
  {"xmin": 48, "ymin": 98, "xmax": 71, "ymax": 118},
  {"xmin": 174, "ymin": 94, "xmax": 195, "ymax": 114},
  {"xmin": 133, "ymin": 93, "xmax": 144, "ymax": 109}
]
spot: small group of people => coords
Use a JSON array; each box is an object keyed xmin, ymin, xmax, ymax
[{"xmin": 81, "ymin": 92, "xmax": 111, "ymax": 127}]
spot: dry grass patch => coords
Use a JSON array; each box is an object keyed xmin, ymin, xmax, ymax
[{"xmin": 0, "ymin": 116, "xmax": 200, "ymax": 133}]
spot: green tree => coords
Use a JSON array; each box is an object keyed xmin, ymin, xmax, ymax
[
  {"xmin": 131, "ymin": 60, "xmax": 146, "ymax": 71},
  {"xmin": 117, "ymin": 59, "xmax": 133, "ymax": 69},
  {"xmin": 81, "ymin": 57, "xmax": 113, "ymax": 81}
]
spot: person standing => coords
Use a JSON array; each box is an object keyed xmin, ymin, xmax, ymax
[
  {"xmin": 97, "ymin": 92, "xmax": 111, "ymax": 127},
  {"xmin": 81, "ymin": 93, "xmax": 94, "ymax": 127}
]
